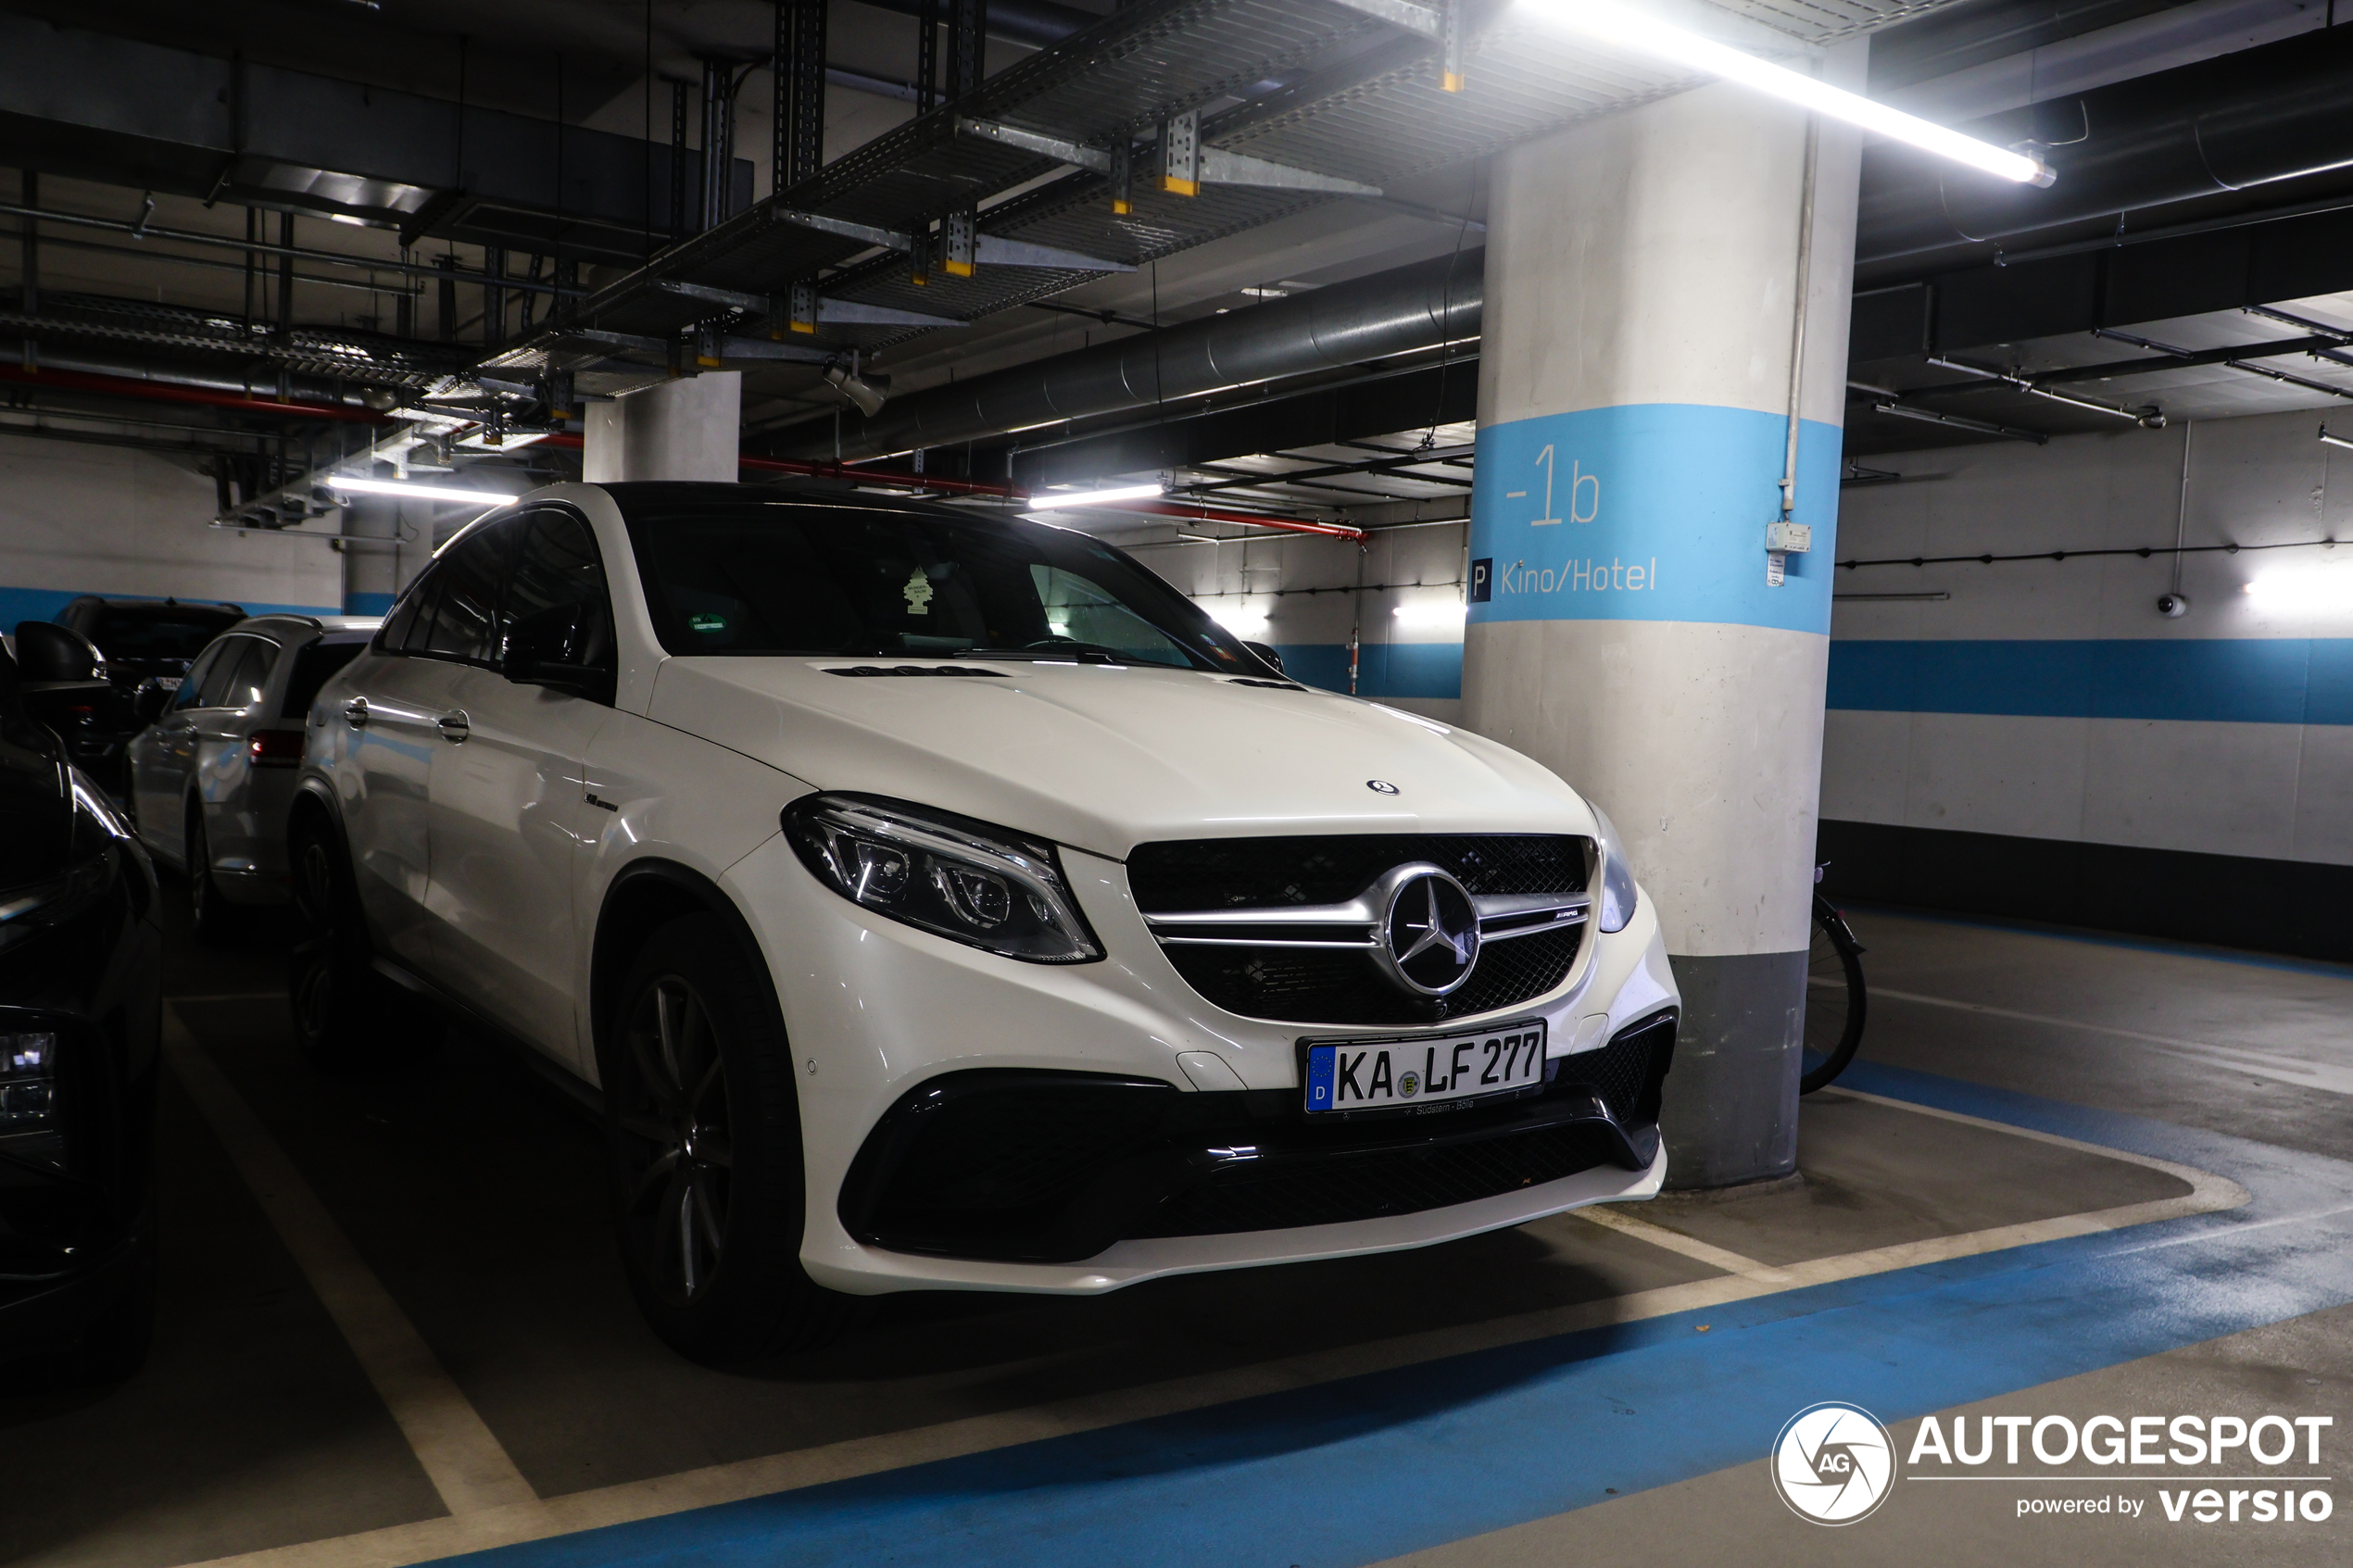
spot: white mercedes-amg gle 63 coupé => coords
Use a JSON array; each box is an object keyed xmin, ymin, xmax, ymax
[{"xmin": 290, "ymin": 482, "xmax": 1680, "ymax": 1365}]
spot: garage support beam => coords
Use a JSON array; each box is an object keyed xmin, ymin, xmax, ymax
[{"xmin": 1463, "ymin": 51, "xmax": 1868, "ymax": 1189}]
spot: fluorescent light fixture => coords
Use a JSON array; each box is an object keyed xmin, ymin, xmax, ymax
[
  {"xmin": 1519, "ymin": 0, "xmax": 2054, "ymax": 187},
  {"xmin": 1022, "ymin": 482, "xmax": 1167, "ymax": 510},
  {"xmin": 2244, "ymin": 564, "xmax": 2353, "ymax": 613},
  {"xmin": 2320, "ymin": 424, "xmax": 2353, "ymax": 454},
  {"xmin": 326, "ymin": 475, "xmax": 512, "ymax": 505},
  {"xmin": 328, "ymin": 213, "xmax": 370, "ymax": 227},
  {"xmin": 1393, "ymin": 600, "xmax": 1467, "ymax": 629},
  {"xmin": 1204, "ymin": 601, "xmax": 1271, "ymax": 638}
]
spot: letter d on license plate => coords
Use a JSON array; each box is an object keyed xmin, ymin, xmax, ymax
[{"xmin": 1304, "ymin": 1020, "xmax": 1547, "ymax": 1114}]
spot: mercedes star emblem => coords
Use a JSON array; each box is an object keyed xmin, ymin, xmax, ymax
[{"xmin": 1377, "ymin": 868, "xmax": 1481, "ymax": 997}]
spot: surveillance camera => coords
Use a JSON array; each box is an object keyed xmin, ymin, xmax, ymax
[{"xmin": 2156, "ymin": 592, "xmax": 2191, "ymax": 618}]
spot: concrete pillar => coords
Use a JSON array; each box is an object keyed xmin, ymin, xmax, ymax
[
  {"xmin": 1462, "ymin": 48, "xmax": 1865, "ymax": 1188},
  {"xmin": 582, "ymin": 374, "xmax": 743, "ymax": 483}
]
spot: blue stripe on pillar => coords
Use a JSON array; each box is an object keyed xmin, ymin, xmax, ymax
[{"xmin": 1466, "ymin": 404, "xmax": 1841, "ymax": 635}]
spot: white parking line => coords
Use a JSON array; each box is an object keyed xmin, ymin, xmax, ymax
[
  {"xmin": 163, "ymin": 1007, "xmax": 540, "ymax": 1518},
  {"xmin": 1570, "ymin": 1206, "xmax": 1792, "ymax": 1283},
  {"xmin": 1872, "ymin": 985, "xmax": 2353, "ymax": 1097},
  {"xmin": 161, "ymin": 1090, "xmax": 2247, "ymax": 1568}
]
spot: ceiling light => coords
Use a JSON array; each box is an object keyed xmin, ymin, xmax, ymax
[
  {"xmin": 1022, "ymin": 481, "xmax": 1167, "ymax": 510},
  {"xmin": 1204, "ymin": 601, "xmax": 1271, "ymax": 637},
  {"xmin": 2244, "ymin": 563, "xmax": 2353, "ymax": 613},
  {"xmin": 325, "ymin": 475, "xmax": 513, "ymax": 505},
  {"xmin": 1519, "ymin": 0, "xmax": 2054, "ymax": 187},
  {"xmin": 2319, "ymin": 424, "xmax": 2353, "ymax": 453},
  {"xmin": 1393, "ymin": 600, "xmax": 1467, "ymax": 629},
  {"xmin": 329, "ymin": 213, "xmax": 370, "ymax": 227}
]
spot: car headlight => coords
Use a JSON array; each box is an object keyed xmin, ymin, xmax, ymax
[
  {"xmin": 784, "ymin": 795, "xmax": 1103, "ymax": 964},
  {"xmin": 1591, "ymin": 805, "xmax": 1639, "ymax": 935},
  {"xmin": 0, "ymin": 1031, "xmax": 59, "ymax": 1143}
]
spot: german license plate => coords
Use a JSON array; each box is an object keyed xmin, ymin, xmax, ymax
[{"xmin": 1303, "ymin": 1022, "xmax": 1547, "ymax": 1114}]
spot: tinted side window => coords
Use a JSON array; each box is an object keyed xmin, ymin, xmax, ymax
[
  {"xmin": 501, "ymin": 511, "xmax": 615, "ymax": 675},
  {"xmin": 171, "ymin": 644, "xmax": 226, "ymax": 711},
  {"xmin": 420, "ymin": 521, "xmax": 513, "ymax": 664},
  {"xmin": 282, "ymin": 639, "xmax": 367, "ymax": 718},
  {"xmin": 376, "ymin": 582, "xmax": 427, "ymax": 655},
  {"xmin": 218, "ymin": 638, "xmax": 278, "ymax": 709},
  {"xmin": 191, "ymin": 637, "xmax": 255, "ymax": 708}
]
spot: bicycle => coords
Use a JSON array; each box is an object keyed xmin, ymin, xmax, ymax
[{"xmin": 1802, "ymin": 869, "xmax": 1868, "ymax": 1095}]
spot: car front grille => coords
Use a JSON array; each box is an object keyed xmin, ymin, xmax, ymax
[
  {"xmin": 1129, "ymin": 834, "xmax": 1592, "ymax": 1026},
  {"xmin": 1159, "ymin": 927, "xmax": 1581, "ymax": 1026}
]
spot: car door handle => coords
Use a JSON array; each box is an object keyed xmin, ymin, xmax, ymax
[
  {"xmin": 343, "ymin": 696, "xmax": 369, "ymax": 729},
  {"xmin": 436, "ymin": 709, "xmax": 471, "ymax": 744}
]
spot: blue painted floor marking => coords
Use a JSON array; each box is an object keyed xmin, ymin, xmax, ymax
[{"xmin": 427, "ymin": 1064, "xmax": 2353, "ymax": 1568}]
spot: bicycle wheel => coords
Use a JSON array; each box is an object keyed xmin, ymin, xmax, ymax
[{"xmin": 1800, "ymin": 897, "xmax": 1867, "ymax": 1095}]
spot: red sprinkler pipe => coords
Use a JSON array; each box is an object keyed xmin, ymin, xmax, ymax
[{"xmin": 0, "ymin": 364, "xmax": 392, "ymax": 423}]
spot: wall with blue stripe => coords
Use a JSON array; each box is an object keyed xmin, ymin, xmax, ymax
[
  {"xmin": 1126, "ymin": 516, "xmax": 1472, "ymax": 719},
  {"xmin": 0, "ymin": 431, "xmax": 345, "ymax": 633},
  {"xmin": 1824, "ymin": 408, "xmax": 2353, "ymax": 869}
]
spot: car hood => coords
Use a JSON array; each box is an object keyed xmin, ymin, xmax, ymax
[{"xmin": 647, "ymin": 657, "xmax": 1594, "ymax": 857}]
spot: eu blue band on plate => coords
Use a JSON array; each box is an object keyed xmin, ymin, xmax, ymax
[
  {"xmin": 1305, "ymin": 1047, "xmax": 1334, "ymax": 1110},
  {"xmin": 1466, "ymin": 403, "xmax": 1843, "ymax": 635}
]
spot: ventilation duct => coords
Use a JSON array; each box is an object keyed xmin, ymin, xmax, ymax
[
  {"xmin": 789, "ymin": 248, "xmax": 1483, "ymax": 462},
  {"xmin": 1858, "ymin": 24, "xmax": 2353, "ymax": 262}
]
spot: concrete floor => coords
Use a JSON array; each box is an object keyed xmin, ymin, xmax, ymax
[{"xmin": 4, "ymin": 898, "xmax": 2348, "ymax": 1567}]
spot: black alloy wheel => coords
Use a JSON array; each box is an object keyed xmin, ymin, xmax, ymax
[
  {"xmin": 618, "ymin": 973, "xmax": 735, "ymax": 1305},
  {"xmin": 602, "ymin": 913, "xmax": 860, "ymax": 1366},
  {"xmin": 1800, "ymin": 895, "xmax": 1868, "ymax": 1095}
]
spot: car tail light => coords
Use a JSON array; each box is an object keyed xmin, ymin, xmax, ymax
[{"xmin": 247, "ymin": 729, "xmax": 305, "ymax": 767}]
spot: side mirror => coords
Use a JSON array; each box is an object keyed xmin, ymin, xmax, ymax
[
  {"xmin": 132, "ymin": 679, "xmax": 176, "ymax": 725},
  {"xmin": 11, "ymin": 621, "xmax": 105, "ymax": 683},
  {"xmin": 499, "ymin": 604, "xmax": 611, "ymax": 702},
  {"xmin": 1242, "ymin": 640, "xmax": 1286, "ymax": 676}
]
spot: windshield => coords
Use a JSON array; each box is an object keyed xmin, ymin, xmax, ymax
[
  {"xmin": 614, "ymin": 490, "xmax": 1260, "ymax": 672},
  {"xmin": 87, "ymin": 606, "xmax": 243, "ymax": 660}
]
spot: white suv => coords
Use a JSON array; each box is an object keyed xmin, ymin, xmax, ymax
[{"xmin": 291, "ymin": 482, "xmax": 1680, "ymax": 1366}]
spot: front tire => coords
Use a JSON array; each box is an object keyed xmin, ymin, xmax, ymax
[{"xmin": 601, "ymin": 914, "xmax": 858, "ymax": 1366}]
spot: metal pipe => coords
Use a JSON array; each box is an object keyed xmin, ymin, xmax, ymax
[
  {"xmin": 1857, "ymin": 24, "xmax": 2353, "ymax": 262},
  {"xmin": 0, "ymin": 202, "xmax": 583, "ymax": 297},
  {"xmin": 535, "ymin": 433, "xmax": 1365, "ymax": 537},
  {"xmin": 788, "ymin": 248, "xmax": 1485, "ymax": 462},
  {"xmin": 1780, "ymin": 116, "xmax": 1818, "ymax": 524},
  {"xmin": 0, "ymin": 358, "xmax": 387, "ymax": 420}
]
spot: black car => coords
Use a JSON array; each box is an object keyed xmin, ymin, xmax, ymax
[
  {"xmin": 46, "ymin": 596, "xmax": 246, "ymax": 796},
  {"xmin": 0, "ymin": 623, "xmax": 163, "ymax": 1389}
]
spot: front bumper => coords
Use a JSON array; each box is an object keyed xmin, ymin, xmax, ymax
[{"xmin": 723, "ymin": 834, "xmax": 1680, "ymax": 1296}]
